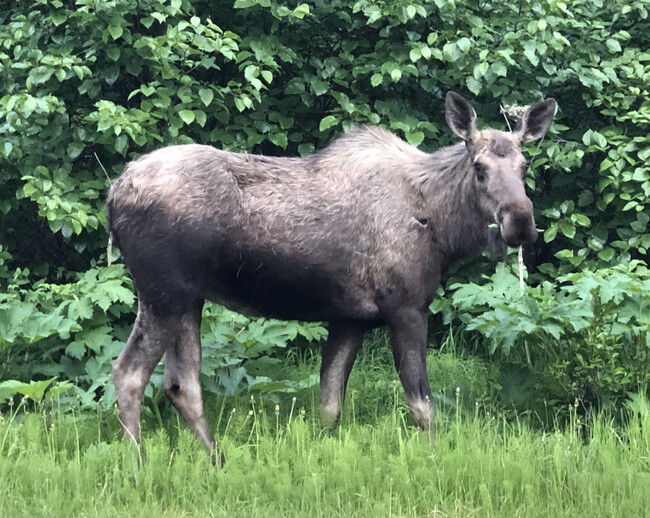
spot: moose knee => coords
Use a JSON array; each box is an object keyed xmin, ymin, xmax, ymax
[{"xmin": 164, "ymin": 382, "xmax": 182, "ymax": 400}]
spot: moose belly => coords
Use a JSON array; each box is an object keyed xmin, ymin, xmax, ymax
[{"xmin": 202, "ymin": 249, "xmax": 378, "ymax": 322}]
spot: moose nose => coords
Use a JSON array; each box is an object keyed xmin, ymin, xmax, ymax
[{"xmin": 498, "ymin": 199, "xmax": 538, "ymax": 246}]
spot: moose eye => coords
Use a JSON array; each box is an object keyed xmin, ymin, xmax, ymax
[{"xmin": 473, "ymin": 161, "xmax": 486, "ymax": 182}]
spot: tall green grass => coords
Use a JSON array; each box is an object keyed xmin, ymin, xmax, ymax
[{"xmin": 1, "ymin": 350, "xmax": 649, "ymax": 517}]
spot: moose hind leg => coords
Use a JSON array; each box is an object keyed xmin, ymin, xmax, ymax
[
  {"xmin": 163, "ymin": 299, "xmax": 216, "ymax": 455},
  {"xmin": 389, "ymin": 309, "xmax": 434, "ymax": 441},
  {"xmin": 320, "ymin": 322, "xmax": 364, "ymax": 429},
  {"xmin": 112, "ymin": 303, "xmax": 171, "ymax": 443}
]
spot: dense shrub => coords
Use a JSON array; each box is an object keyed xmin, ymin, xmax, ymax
[
  {"xmin": 0, "ymin": 0, "xmax": 648, "ymax": 409},
  {"xmin": 434, "ymin": 260, "xmax": 650, "ymax": 412}
]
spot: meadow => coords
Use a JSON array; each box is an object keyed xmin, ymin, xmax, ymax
[{"xmin": 1, "ymin": 348, "xmax": 649, "ymax": 518}]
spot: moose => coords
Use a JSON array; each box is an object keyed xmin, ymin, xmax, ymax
[{"xmin": 107, "ymin": 92, "xmax": 555, "ymax": 456}]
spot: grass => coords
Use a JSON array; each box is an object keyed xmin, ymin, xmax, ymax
[{"xmin": 1, "ymin": 349, "xmax": 649, "ymax": 517}]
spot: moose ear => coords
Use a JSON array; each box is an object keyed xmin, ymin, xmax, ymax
[
  {"xmin": 445, "ymin": 91, "xmax": 478, "ymax": 142},
  {"xmin": 517, "ymin": 98, "xmax": 556, "ymax": 143}
]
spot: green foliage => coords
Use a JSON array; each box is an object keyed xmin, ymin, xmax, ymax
[
  {"xmin": 194, "ymin": 303, "xmax": 326, "ymax": 397},
  {"xmin": 435, "ymin": 260, "xmax": 650, "ymax": 411},
  {"xmin": 0, "ymin": 0, "xmax": 649, "ymax": 408},
  {"xmin": 0, "ymin": 265, "xmax": 135, "ymax": 405}
]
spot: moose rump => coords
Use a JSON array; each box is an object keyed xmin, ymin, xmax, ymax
[{"xmin": 107, "ymin": 92, "xmax": 555, "ymax": 458}]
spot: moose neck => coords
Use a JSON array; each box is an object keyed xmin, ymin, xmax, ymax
[{"xmin": 419, "ymin": 142, "xmax": 490, "ymax": 267}]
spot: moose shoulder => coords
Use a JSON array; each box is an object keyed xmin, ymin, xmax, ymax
[{"xmin": 107, "ymin": 92, "xmax": 556, "ymax": 457}]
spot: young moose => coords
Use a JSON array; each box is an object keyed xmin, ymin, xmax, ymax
[{"xmin": 107, "ymin": 92, "xmax": 555, "ymax": 455}]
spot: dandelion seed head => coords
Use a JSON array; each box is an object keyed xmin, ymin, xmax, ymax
[{"xmin": 248, "ymin": 410, "xmax": 254, "ymax": 416}]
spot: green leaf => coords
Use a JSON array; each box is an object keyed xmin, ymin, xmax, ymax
[
  {"xmin": 179, "ymin": 110, "xmax": 195, "ymax": 125},
  {"xmin": 106, "ymin": 46, "xmax": 121, "ymax": 61},
  {"xmin": 405, "ymin": 131, "xmax": 425, "ymax": 147},
  {"xmin": 108, "ymin": 24, "xmax": 123, "ymax": 41},
  {"xmin": 292, "ymin": 3, "xmax": 310, "ymax": 18},
  {"xmin": 199, "ymin": 88, "xmax": 214, "ymax": 107},
  {"xmin": 195, "ymin": 110, "xmax": 207, "ymax": 127},
  {"xmin": 456, "ymin": 37, "xmax": 471, "ymax": 54},
  {"xmin": 491, "ymin": 61, "xmax": 507, "ymax": 77},
  {"xmin": 298, "ymin": 143, "xmax": 315, "ymax": 156},
  {"xmin": 544, "ymin": 225, "xmax": 558, "ymax": 243},
  {"xmin": 311, "ymin": 79, "xmax": 329, "ymax": 96},
  {"xmin": 0, "ymin": 378, "xmax": 57, "ymax": 402},
  {"xmin": 29, "ymin": 66, "xmax": 54, "ymax": 85},
  {"xmin": 571, "ymin": 214, "xmax": 591, "ymax": 227},
  {"xmin": 50, "ymin": 10, "xmax": 67, "ymax": 26},
  {"xmin": 597, "ymin": 248, "xmax": 615, "ymax": 262},
  {"xmin": 67, "ymin": 142, "xmax": 84, "ymax": 159},
  {"xmin": 319, "ymin": 115, "xmax": 338, "ymax": 132},
  {"xmin": 473, "ymin": 62, "xmax": 489, "ymax": 79},
  {"xmin": 606, "ymin": 38, "xmax": 621, "ymax": 53},
  {"xmin": 114, "ymin": 134, "xmax": 128, "ymax": 155},
  {"xmin": 522, "ymin": 41, "xmax": 539, "ymax": 66},
  {"xmin": 558, "ymin": 220, "xmax": 576, "ymax": 239},
  {"xmin": 466, "ymin": 76, "xmax": 482, "ymax": 95},
  {"xmin": 141, "ymin": 85, "xmax": 156, "ymax": 97},
  {"xmin": 269, "ymin": 133, "xmax": 288, "ymax": 148}
]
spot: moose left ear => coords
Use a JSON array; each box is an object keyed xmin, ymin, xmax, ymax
[{"xmin": 516, "ymin": 98, "xmax": 556, "ymax": 143}]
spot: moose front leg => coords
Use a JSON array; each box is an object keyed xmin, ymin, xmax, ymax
[
  {"xmin": 389, "ymin": 308, "xmax": 434, "ymax": 441},
  {"xmin": 319, "ymin": 322, "xmax": 365, "ymax": 429}
]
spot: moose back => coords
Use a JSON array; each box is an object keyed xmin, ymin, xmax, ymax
[{"xmin": 107, "ymin": 92, "xmax": 555, "ymax": 456}]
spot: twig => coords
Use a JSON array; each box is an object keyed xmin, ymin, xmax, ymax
[
  {"xmin": 94, "ymin": 152, "xmax": 110, "ymax": 181},
  {"xmin": 518, "ymin": 245, "xmax": 532, "ymax": 365},
  {"xmin": 95, "ymin": 152, "xmax": 113, "ymax": 265}
]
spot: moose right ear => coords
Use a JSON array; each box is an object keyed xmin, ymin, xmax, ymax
[
  {"xmin": 516, "ymin": 98, "xmax": 556, "ymax": 143},
  {"xmin": 445, "ymin": 91, "xmax": 479, "ymax": 142}
]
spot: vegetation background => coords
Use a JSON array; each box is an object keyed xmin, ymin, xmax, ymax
[{"xmin": 0, "ymin": 0, "xmax": 649, "ymax": 429}]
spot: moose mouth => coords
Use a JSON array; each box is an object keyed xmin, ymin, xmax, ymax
[
  {"xmin": 500, "ymin": 219, "xmax": 539, "ymax": 247},
  {"xmin": 487, "ymin": 220, "xmax": 538, "ymax": 260},
  {"xmin": 486, "ymin": 226, "xmax": 508, "ymax": 260}
]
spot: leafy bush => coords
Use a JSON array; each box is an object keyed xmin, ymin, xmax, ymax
[
  {"xmin": 435, "ymin": 260, "xmax": 650, "ymax": 412},
  {"xmin": 0, "ymin": 0, "xmax": 648, "ymax": 409}
]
